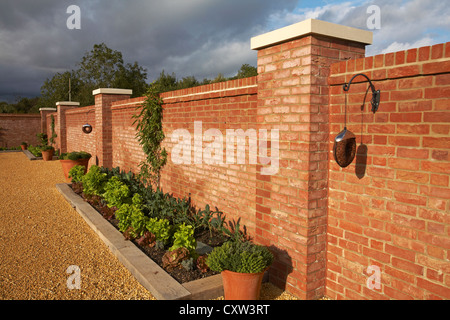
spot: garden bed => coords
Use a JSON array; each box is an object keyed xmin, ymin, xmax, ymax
[
  {"xmin": 72, "ymin": 181, "xmax": 225, "ymax": 284},
  {"xmin": 56, "ymin": 183, "xmax": 224, "ymax": 300}
]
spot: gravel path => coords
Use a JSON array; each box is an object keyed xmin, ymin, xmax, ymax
[
  {"xmin": 0, "ymin": 152, "xmax": 155, "ymax": 300},
  {"xmin": 0, "ymin": 152, "xmax": 298, "ymax": 300}
]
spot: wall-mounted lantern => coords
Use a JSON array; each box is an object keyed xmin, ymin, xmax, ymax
[
  {"xmin": 82, "ymin": 109, "xmax": 94, "ymax": 134},
  {"xmin": 333, "ymin": 73, "xmax": 380, "ymax": 168}
]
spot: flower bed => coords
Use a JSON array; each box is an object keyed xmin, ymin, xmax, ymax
[{"xmin": 68, "ymin": 165, "xmax": 246, "ymax": 284}]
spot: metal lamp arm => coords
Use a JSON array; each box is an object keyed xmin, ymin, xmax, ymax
[{"xmin": 343, "ymin": 73, "xmax": 380, "ymax": 113}]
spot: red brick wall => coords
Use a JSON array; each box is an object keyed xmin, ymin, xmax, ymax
[
  {"xmin": 65, "ymin": 106, "xmax": 96, "ymax": 167},
  {"xmin": 327, "ymin": 42, "xmax": 450, "ymax": 300},
  {"xmin": 0, "ymin": 114, "xmax": 41, "ymax": 148},
  {"xmin": 110, "ymin": 78, "xmax": 259, "ymax": 233}
]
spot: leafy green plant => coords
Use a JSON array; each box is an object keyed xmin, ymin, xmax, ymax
[
  {"xmin": 81, "ymin": 165, "xmax": 107, "ymax": 196},
  {"xmin": 145, "ymin": 217, "xmax": 173, "ymax": 245},
  {"xmin": 28, "ymin": 145, "xmax": 42, "ymax": 157},
  {"xmin": 132, "ymin": 86, "xmax": 167, "ymax": 189},
  {"xmin": 170, "ymin": 223, "xmax": 196, "ymax": 254},
  {"xmin": 68, "ymin": 165, "xmax": 86, "ymax": 183},
  {"xmin": 49, "ymin": 114, "xmax": 57, "ymax": 146},
  {"xmin": 102, "ymin": 176, "xmax": 131, "ymax": 208},
  {"xmin": 115, "ymin": 193, "xmax": 144, "ymax": 236},
  {"xmin": 37, "ymin": 133, "xmax": 48, "ymax": 146},
  {"xmin": 206, "ymin": 241, "xmax": 273, "ymax": 274}
]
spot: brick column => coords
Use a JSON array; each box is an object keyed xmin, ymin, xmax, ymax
[
  {"xmin": 56, "ymin": 102, "xmax": 79, "ymax": 153},
  {"xmin": 251, "ymin": 19, "xmax": 371, "ymax": 299},
  {"xmin": 39, "ymin": 108, "xmax": 57, "ymax": 134},
  {"xmin": 93, "ymin": 88, "xmax": 132, "ymax": 168}
]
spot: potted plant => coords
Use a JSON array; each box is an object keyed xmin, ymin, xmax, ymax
[
  {"xmin": 20, "ymin": 142, "xmax": 28, "ymax": 150},
  {"xmin": 206, "ymin": 240, "xmax": 273, "ymax": 300},
  {"xmin": 60, "ymin": 151, "xmax": 92, "ymax": 182},
  {"xmin": 41, "ymin": 145, "xmax": 55, "ymax": 161}
]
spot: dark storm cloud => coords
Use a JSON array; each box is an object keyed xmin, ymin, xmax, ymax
[{"xmin": 0, "ymin": 0, "xmax": 298, "ymax": 102}]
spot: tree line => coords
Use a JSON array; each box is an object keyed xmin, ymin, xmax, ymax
[{"xmin": 0, "ymin": 43, "xmax": 257, "ymax": 113}]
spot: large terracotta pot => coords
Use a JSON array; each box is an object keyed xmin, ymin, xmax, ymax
[
  {"xmin": 41, "ymin": 149, "xmax": 54, "ymax": 161},
  {"xmin": 221, "ymin": 269, "xmax": 266, "ymax": 300},
  {"xmin": 60, "ymin": 158, "xmax": 90, "ymax": 182}
]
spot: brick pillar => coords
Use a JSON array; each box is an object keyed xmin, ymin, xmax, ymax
[
  {"xmin": 56, "ymin": 102, "xmax": 79, "ymax": 153},
  {"xmin": 39, "ymin": 108, "xmax": 57, "ymax": 134},
  {"xmin": 251, "ymin": 19, "xmax": 371, "ymax": 299},
  {"xmin": 93, "ymin": 88, "xmax": 132, "ymax": 168}
]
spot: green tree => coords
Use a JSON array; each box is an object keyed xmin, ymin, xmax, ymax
[
  {"xmin": 152, "ymin": 70, "xmax": 177, "ymax": 93},
  {"xmin": 40, "ymin": 43, "xmax": 148, "ymax": 107},
  {"xmin": 235, "ymin": 64, "xmax": 257, "ymax": 78}
]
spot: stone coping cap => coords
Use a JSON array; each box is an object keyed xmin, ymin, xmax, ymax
[
  {"xmin": 39, "ymin": 108, "xmax": 57, "ymax": 111},
  {"xmin": 55, "ymin": 101, "xmax": 80, "ymax": 106},
  {"xmin": 92, "ymin": 88, "xmax": 133, "ymax": 95},
  {"xmin": 251, "ymin": 18, "xmax": 373, "ymax": 50}
]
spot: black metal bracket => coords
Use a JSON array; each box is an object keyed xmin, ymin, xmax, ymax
[{"xmin": 343, "ymin": 73, "xmax": 380, "ymax": 113}]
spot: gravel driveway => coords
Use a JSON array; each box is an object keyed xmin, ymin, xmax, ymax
[{"xmin": 0, "ymin": 152, "xmax": 155, "ymax": 300}]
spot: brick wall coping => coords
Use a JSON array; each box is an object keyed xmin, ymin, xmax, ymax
[
  {"xmin": 92, "ymin": 88, "xmax": 133, "ymax": 95},
  {"xmin": 39, "ymin": 108, "xmax": 57, "ymax": 111},
  {"xmin": 251, "ymin": 18, "xmax": 372, "ymax": 50},
  {"xmin": 0, "ymin": 113, "xmax": 41, "ymax": 118},
  {"xmin": 56, "ymin": 101, "xmax": 80, "ymax": 106}
]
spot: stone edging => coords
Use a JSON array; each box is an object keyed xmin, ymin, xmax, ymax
[{"xmin": 55, "ymin": 183, "xmax": 224, "ymax": 300}]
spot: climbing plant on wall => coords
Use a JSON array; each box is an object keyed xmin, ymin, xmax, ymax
[{"xmin": 132, "ymin": 85, "xmax": 167, "ymax": 190}]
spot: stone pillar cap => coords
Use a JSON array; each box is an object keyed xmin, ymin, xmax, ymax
[
  {"xmin": 56, "ymin": 101, "xmax": 80, "ymax": 106},
  {"xmin": 92, "ymin": 88, "xmax": 133, "ymax": 95},
  {"xmin": 251, "ymin": 18, "xmax": 373, "ymax": 50},
  {"xmin": 39, "ymin": 108, "xmax": 57, "ymax": 111}
]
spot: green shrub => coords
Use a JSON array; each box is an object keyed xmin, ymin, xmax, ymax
[
  {"xmin": 102, "ymin": 176, "xmax": 131, "ymax": 208},
  {"xmin": 68, "ymin": 165, "xmax": 86, "ymax": 183},
  {"xmin": 81, "ymin": 165, "xmax": 107, "ymax": 196},
  {"xmin": 60, "ymin": 151, "xmax": 92, "ymax": 160},
  {"xmin": 206, "ymin": 241, "xmax": 273, "ymax": 274}
]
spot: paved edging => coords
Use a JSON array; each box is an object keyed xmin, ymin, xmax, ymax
[{"xmin": 55, "ymin": 183, "xmax": 224, "ymax": 300}]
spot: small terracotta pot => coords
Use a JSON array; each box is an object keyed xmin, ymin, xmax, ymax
[
  {"xmin": 60, "ymin": 158, "xmax": 90, "ymax": 182},
  {"xmin": 221, "ymin": 269, "xmax": 266, "ymax": 300},
  {"xmin": 20, "ymin": 144, "xmax": 27, "ymax": 151},
  {"xmin": 41, "ymin": 149, "xmax": 54, "ymax": 161}
]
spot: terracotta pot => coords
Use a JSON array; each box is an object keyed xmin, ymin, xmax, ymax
[
  {"xmin": 41, "ymin": 149, "xmax": 54, "ymax": 161},
  {"xmin": 221, "ymin": 269, "xmax": 266, "ymax": 300},
  {"xmin": 60, "ymin": 158, "xmax": 90, "ymax": 182},
  {"xmin": 20, "ymin": 144, "xmax": 27, "ymax": 150}
]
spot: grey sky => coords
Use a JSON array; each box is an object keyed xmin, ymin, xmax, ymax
[{"xmin": 0, "ymin": 0, "xmax": 449, "ymax": 103}]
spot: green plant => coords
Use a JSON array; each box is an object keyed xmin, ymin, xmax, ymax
[
  {"xmin": 21, "ymin": 142, "xmax": 27, "ymax": 146},
  {"xmin": 68, "ymin": 165, "xmax": 86, "ymax": 183},
  {"xmin": 115, "ymin": 193, "xmax": 144, "ymax": 236},
  {"xmin": 40, "ymin": 145, "xmax": 54, "ymax": 151},
  {"xmin": 206, "ymin": 241, "xmax": 273, "ymax": 274},
  {"xmin": 102, "ymin": 176, "xmax": 131, "ymax": 208},
  {"xmin": 28, "ymin": 145, "xmax": 42, "ymax": 157},
  {"xmin": 170, "ymin": 223, "xmax": 196, "ymax": 254},
  {"xmin": 145, "ymin": 217, "xmax": 173, "ymax": 245},
  {"xmin": 37, "ymin": 133, "xmax": 48, "ymax": 146},
  {"xmin": 81, "ymin": 165, "xmax": 107, "ymax": 196},
  {"xmin": 132, "ymin": 86, "xmax": 168, "ymax": 189},
  {"xmin": 60, "ymin": 151, "xmax": 92, "ymax": 160}
]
